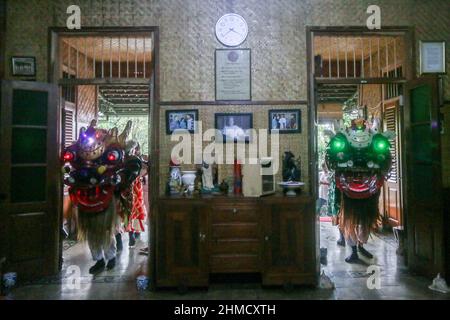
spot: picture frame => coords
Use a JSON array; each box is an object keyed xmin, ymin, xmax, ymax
[
  {"xmin": 165, "ymin": 109, "xmax": 199, "ymax": 135},
  {"xmin": 268, "ymin": 109, "xmax": 302, "ymax": 134},
  {"xmin": 11, "ymin": 56, "xmax": 36, "ymax": 77},
  {"xmin": 420, "ymin": 41, "xmax": 446, "ymax": 75},
  {"xmin": 215, "ymin": 49, "xmax": 251, "ymax": 101},
  {"xmin": 215, "ymin": 113, "xmax": 253, "ymax": 143}
]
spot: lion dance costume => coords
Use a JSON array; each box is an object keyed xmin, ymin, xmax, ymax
[
  {"xmin": 62, "ymin": 120, "xmax": 142, "ymax": 274},
  {"xmin": 326, "ymin": 119, "xmax": 394, "ymax": 263}
]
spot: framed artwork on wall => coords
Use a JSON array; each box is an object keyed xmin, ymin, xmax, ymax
[
  {"xmin": 11, "ymin": 56, "xmax": 36, "ymax": 77},
  {"xmin": 215, "ymin": 113, "xmax": 253, "ymax": 143},
  {"xmin": 269, "ymin": 109, "xmax": 301, "ymax": 134},
  {"xmin": 420, "ymin": 41, "xmax": 446, "ymax": 74},
  {"xmin": 165, "ymin": 109, "xmax": 199, "ymax": 134}
]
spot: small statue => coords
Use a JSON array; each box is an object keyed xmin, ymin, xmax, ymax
[
  {"xmin": 168, "ymin": 159, "xmax": 182, "ymax": 195},
  {"xmin": 282, "ymin": 151, "xmax": 301, "ymax": 182},
  {"xmin": 201, "ymin": 161, "xmax": 214, "ymax": 191},
  {"xmin": 194, "ymin": 165, "xmax": 203, "ymax": 195}
]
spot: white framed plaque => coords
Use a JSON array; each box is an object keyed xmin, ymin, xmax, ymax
[
  {"xmin": 420, "ymin": 41, "xmax": 446, "ymax": 74},
  {"xmin": 215, "ymin": 49, "xmax": 251, "ymax": 101}
]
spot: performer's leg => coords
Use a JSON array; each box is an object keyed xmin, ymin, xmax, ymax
[
  {"xmin": 356, "ymin": 226, "xmax": 373, "ymax": 259},
  {"xmin": 344, "ymin": 233, "xmax": 359, "ymax": 263},
  {"xmin": 129, "ymin": 230, "xmax": 136, "ymax": 248},
  {"xmin": 88, "ymin": 240, "xmax": 106, "ymax": 274},
  {"xmin": 105, "ymin": 234, "xmax": 117, "ymax": 270},
  {"xmin": 115, "ymin": 232, "xmax": 123, "ymax": 252},
  {"xmin": 337, "ymin": 228, "xmax": 346, "ymax": 247}
]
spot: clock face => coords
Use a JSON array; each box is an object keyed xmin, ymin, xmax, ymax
[{"xmin": 215, "ymin": 14, "xmax": 248, "ymax": 47}]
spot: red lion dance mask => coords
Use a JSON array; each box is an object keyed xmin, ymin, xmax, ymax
[{"xmin": 62, "ymin": 120, "xmax": 141, "ymax": 213}]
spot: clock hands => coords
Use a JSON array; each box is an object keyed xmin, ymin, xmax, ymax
[
  {"xmin": 222, "ymin": 29, "xmax": 233, "ymax": 37},
  {"xmin": 229, "ymin": 28, "xmax": 242, "ymax": 36},
  {"xmin": 222, "ymin": 27, "xmax": 242, "ymax": 38}
]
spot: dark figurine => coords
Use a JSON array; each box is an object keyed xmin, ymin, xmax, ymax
[
  {"xmin": 219, "ymin": 180, "xmax": 229, "ymax": 195},
  {"xmin": 282, "ymin": 151, "xmax": 301, "ymax": 182}
]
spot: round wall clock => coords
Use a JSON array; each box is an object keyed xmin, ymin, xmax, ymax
[{"xmin": 215, "ymin": 13, "xmax": 248, "ymax": 47}]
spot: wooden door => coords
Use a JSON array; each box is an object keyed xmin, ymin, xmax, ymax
[
  {"xmin": 405, "ymin": 76, "xmax": 444, "ymax": 278},
  {"xmin": 383, "ymin": 100, "xmax": 403, "ymax": 227},
  {"xmin": 262, "ymin": 201, "xmax": 316, "ymax": 286},
  {"xmin": 157, "ymin": 201, "xmax": 208, "ymax": 287},
  {"xmin": 0, "ymin": 80, "xmax": 61, "ymax": 280}
]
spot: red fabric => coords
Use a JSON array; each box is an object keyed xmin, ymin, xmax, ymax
[{"xmin": 126, "ymin": 178, "xmax": 147, "ymax": 232}]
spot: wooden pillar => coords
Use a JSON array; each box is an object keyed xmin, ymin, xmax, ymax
[{"xmin": 0, "ymin": 0, "xmax": 6, "ymax": 80}]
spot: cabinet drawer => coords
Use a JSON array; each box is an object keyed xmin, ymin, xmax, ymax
[
  {"xmin": 210, "ymin": 254, "xmax": 260, "ymax": 273},
  {"xmin": 209, "ymin": 239, "xmax": 260, "ymax": 255},
  {"xmin": 211, "ymin": 223, "xmax": 259, "ymax": 239},
  {"xmin": 211, "ymin": 206, "xmax": 258, "ymax": 223}
]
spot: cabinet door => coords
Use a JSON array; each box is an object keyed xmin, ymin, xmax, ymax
[
  {"xmin": 157, "ymin": 202, "xmax": 208, "ymax": 287},
  {"xmin": 262, "ymin": 202, "xmax": 316, "ymax": 286}
]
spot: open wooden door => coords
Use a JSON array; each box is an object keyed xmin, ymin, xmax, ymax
[
  {"xmin": 0, "ymin": 80, "xmax": 61, "ymax": 280},
  {"xmin": 383, "ymin": 99, "xmax": 403, "ymax": 227},
  {"xmin": 404, "ymin": 76, "xmax": 444, "ymax": 278}
]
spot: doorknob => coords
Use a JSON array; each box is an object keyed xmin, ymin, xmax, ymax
[{"xmin": 199, "ymin": 233, "xmax": 206, "ymax": 242}]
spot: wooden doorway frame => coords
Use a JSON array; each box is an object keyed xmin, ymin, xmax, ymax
[
  {"xmin": 48, "ymin": 27, "xmax": 160, "ymax": 287},
  {"xmin": 306, "ymin": 26, "xmax": 415, "ymax": 246}
]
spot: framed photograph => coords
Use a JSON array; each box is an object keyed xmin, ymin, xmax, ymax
[
  {"xmin": 165, "ymin": 109, "xmax": 199, "ymax": 134},
  {"xmin": 215, "ymin": 49, "xmax": 251, "ymax": 101},
  {"xmin": 11, "ymin": 56, "xmax": 36, "ymax": 77},
  {"xmin": 269, "ymin": 109, "xmax": 301, "ymax": 134},
  {"xmin": 420, "ymin": 41, "xmax": 446, "ymax": 74},
  {"xmin": 215, "ymin": 113, "xmax": 253, "ymax": 143}
]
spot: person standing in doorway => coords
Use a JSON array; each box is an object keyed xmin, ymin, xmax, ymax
[{"xmin": 318, "ymin": 162, "xmax": 330, "ymax": 214}]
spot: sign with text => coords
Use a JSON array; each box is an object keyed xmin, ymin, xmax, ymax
[{"xmin": 215, "ymin": 49, "xmax": 251, "ymax": 101}]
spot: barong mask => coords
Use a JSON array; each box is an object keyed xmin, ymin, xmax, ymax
[{"xmin": 326, "ymin": 119, "xmax": 394, "ymax": 199}]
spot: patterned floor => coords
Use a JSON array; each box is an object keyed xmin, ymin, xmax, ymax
[{"xmin": 4, "ymin": 223, "xmax": 450, "ymax": 300}]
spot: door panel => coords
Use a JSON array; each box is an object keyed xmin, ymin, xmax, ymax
[
  {"xmin": 0, "ymin": 80, "xmax": 60, "ymax": 280},
  {"xmin": 262, "ymin": 202, "xmax": 316, "ymax": 285},
  {"xmin": 405, "ymin": 76, "xmax": 444, "ymax": 278},
  {"xmin": 157, "ymin": 202, "xmax": 208, "ymax": 287},
  {"xmin": 383, "ymin": 102, "xmax": 402, "ymax": 227}
]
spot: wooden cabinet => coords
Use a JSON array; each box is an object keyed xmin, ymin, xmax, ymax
[
  {"xmin": 157, "ymin": 200, "xmax": 208, "ymax": 288},
  {"xmin": 261, "ymin": 199, "xmax": 316, "ymax": 286},
  {"xmin": 156, "ymin": 195, "xmax": 317, "ymax": 289}
]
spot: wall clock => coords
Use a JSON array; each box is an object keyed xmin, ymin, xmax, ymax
[{"xmin": 215, "ymin": 13, "xmax": 248, "ymax": 47}]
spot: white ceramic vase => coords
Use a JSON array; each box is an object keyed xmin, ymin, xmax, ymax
[{"xmin": 181, "ymin": 171, "xmax": 196, "ymax": 192}]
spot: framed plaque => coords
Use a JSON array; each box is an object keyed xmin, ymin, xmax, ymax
[
  {"xmin": 11, "ymin": 56, "xmax": 36, "ymax": 77},
  {"xmin": 215, "ymin": 49, "xmax": 251, "ymax": 101},
  {"xmin": 420, "ymin": 41, "xmax": 446, "ymax": 75}
]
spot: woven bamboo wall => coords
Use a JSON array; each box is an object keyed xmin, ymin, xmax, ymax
[
  {"xmin": 4, "ymin": 0, "xmax": 450, "ymax": 190},
  {"xmin": 5, "ymin": 0, "xmax": 450, "ymax": 100}
]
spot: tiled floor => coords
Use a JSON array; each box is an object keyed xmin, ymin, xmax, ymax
[{"xmin": 4, "ymin": 223, "xmax": 450, "ymax": 300}]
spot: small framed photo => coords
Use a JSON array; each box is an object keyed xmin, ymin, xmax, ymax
[
  {"xmin": 11, "ymin": 56, "xmax": 36, "ymax": 77},
  {"xmin": 165, "ymin": 109, "xmax": 199, "ymax": 134},
  {"xmin": 215, "ymin": 113, "xmax": 253, "ymax": 143},
  {"xmin": 420, "ymin": 41, "xmax": 446, "ymax": 75},
  {"xmin": 269, "ymin": 109, "xmax": 301, "ymax": 134}
]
